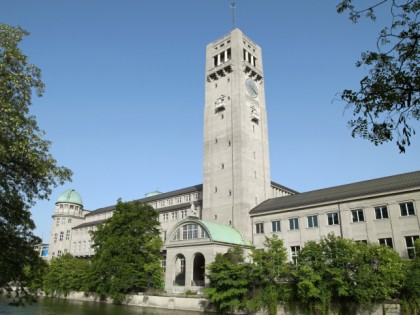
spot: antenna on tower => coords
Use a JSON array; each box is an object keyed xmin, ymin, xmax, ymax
[{"xmin": 230, "ymin": 0, "xmax": 236, "ymax": 30}]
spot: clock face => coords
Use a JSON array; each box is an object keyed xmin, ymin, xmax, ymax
[{"xmin": 246, "ymin": 78, "xmax": 258, "ymax": 98}]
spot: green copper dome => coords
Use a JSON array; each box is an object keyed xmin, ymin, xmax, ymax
[{"xmin": 56, "ymin": 189, "xmax": 83, "ymax": 206}]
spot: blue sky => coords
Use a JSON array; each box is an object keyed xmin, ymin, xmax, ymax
[{"xmin": 1, "ymin": 1, "xmax": 419, "ymax": 242}]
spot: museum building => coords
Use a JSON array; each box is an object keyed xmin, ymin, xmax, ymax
[{"xmin": 47, "ymin": 29, "xmax": 420, "ymax": 293}]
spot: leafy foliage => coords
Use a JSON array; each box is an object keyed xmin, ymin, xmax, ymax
[
  {"xmin": 294, "ymin": 234, "xmax": 405, "ymax": 314},
  {"xmin": 400, "ymin": 239, "xmax": 420, "ymax": 314},
  {"xmin": 205, "ymin": 246, "xmax": 253, "ymax": 313},
  {"xmin": 0, "ymin": 23, "xmax": 72, "ymax": 288},
  {"xmin": 43, "ymin": 254, "xmax": 90, "ymax": 296},
  {"xmin": 337, "ymin": 0, "xmax": 419, "ymax": 152},
  {"xmin": 248, "ymin": 236, "xmax": 292, "ymax": 315},
  {"xmin": 86, "ymin": 200, "xmax": 164, "ymax": 303}
]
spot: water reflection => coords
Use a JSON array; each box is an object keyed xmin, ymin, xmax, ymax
[{"xmin": 0, "ymin": 295, "xmax": 218, "ymax": 315}]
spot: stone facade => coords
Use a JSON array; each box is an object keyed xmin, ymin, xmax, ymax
[{"xmin": 47, "ymin": 29, "xmax": 420, "ymax": 294}]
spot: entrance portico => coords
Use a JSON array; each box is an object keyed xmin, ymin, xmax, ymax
[{"xmin": 164, "ymin": 217, "xmax": 250, "ymax": 293}]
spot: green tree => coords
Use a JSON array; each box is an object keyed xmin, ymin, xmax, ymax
[
  {"xmin": 86, "ymin": 200, "xmax": 163, "ymax": 303},
  {"xmin": 43, "ymin": 254, "xmax": 90, "ymax": 296},
  {"xmin": 0, "ymin": 23, "xmax": 72, "ymax": 288},
  {"xmin": 295, "ymin": 234, "xmax": 405, "ymax": 314},
  {"xmin": 400, "ymin": 239, "xmax": 420, "ymax": 314},
  {"xmin": 337, "ymin": 0, "xmax": 419, "ymax": 152},
  {"xmin": 205, "ymin": 246, "xmax": 253, "ymax": 313},
  {"xmin": 247, "ymin": 236, "xmax": 291, "ymax": 315}
]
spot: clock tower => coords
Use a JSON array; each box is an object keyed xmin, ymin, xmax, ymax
[{"xmin": 202, "ymin": 29, "xmax": 271, "ymax": 241}]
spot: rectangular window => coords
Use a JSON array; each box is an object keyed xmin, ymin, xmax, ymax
[
  {"xmin": 194, "ymin": 193, "xmax": 199, "ymax": 200},
  {"xmin": 307, "ymin": 215, "xmax": 318, "ymax": 228},
  {"xmin": 68, "ymin": 218, "xmax": 72, "ymax": 224},
  {"xmin": 405, "ymin": 235, "xmax": 419, "ymax": 259},
  {"xmin": 56, "ymin": 218, "xmax": 60, "ymax": 226},
  {"xmin": 375, "ymin": 205, "xmax": 389, "ymax": 219},
  {"xmin": 161, "ymin": 260, "xmax": 166, "ymax": 273},
  {"xmin": 256, "ymin": 223, "xmax": 264, "ymax": 234},
  {"xmin": 181, "ymin": 210, "xmax": 187, "ymax": 219},
  {"xmin": 352, "ymin": 209, "xmax": 365, "ymax": 222},
  {"xmin": 57, "ymin": 250, "xmax": 62, "ymax": 257},
  {"xmin": 291, "ymin": 246, "xmax": 300, "ymax": 265},
  {"xmin": 327, "ymin": 212, "xmax": 340, "ymax": 225},
  {"xmin": 65, "ymin": 230, "xmax": 70, "ymax": 240},
  {"xmin": 177, "ymin": 196, "xmax": 182, "ymax": 203},
  {"xmin": 159, "ymin": 200, "xmax": 165, "ymax": 207},
  {"xmin": 183, "ymin": 224, "xmax": 198, "ymax": 239},
  {"xmin": 184, "ymin": 195, "xmax": 191, "ymax": 202},
  {"xmin": 289, "ymin": 218, "xmax": 299, "ymax": 230},
  {"xmin": 272, "ymin": 220, "xmax": 281, "ymax": 232},
  {"xmin": 400, "ymin": 202, "xmax": 415, "ymax": 216},
  {"xmin": 59, "ymin": 231, "xmax": 64, "ymax": 241},
  {"xmin": 167, "ymin": 199, "xmax": 173, "ymax": 205},
  {"xmin": 172, "ymin": 212, "xmax": 177, "ymax": 220},
  {"xmin": 54, "ymin": 233, "xmax": 58, "ymax": 243},
  {"xmin": 163, "ymin": 231, "xmax": 167, "ymax": 241},
  {"xmin": 379, "ymin": 237, "xmax": 394, "ymax": 249}
]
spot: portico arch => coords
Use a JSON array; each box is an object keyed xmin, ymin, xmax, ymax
[
  {"xmin": 192, "ymin": 252, "xmax": 205, "ymax": 287},
  {"xmin": 174, "ymin": 254, "xmax": 186, "ymax": 286}
]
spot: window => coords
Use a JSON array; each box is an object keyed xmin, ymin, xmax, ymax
[
  {"xmin": 180, "ymin": 210, "xmax": 187, "ymax": 219},
  {"xmin": 256, "ymin": 223, "xmax": 264, "ymax": 234},
  {"xmin": 327, "ymin": 212, "xmax": 340, "ymax": 225},
  {"xmin": 184, "ymin": 195, "xmax": 190, "ymax": 202},
  {"xmin": 56, "ymin": 218, "xmax": 60, "ymax": 226},
  {"xmin": 379, "ymin": 237, "xmax": 393, "ymax": 249},
  {"xmin": 167, "ymin": 199, "xmax": 173, "ymax": 205},
  {"xmin": 54, "ymin": 233, "xmax": 58, "ymax": 243},
  {"xmin": 405, "ymin": 235, "xmax": 419, "ymax": 259},
  {"xmin": 183, "ymin": 224, "xmax": 198, "ymax": 239},
  {"xmin": 291, "ymin": 246, "xmax": 300, "ymax": 265},
  {"xmin": 351, "ymin": 209, "xmax": 365, "ymax": 222},
  {"xmin": 375, "ymin": 205, "xmax": 389, "ymax": 219},
  {"xmin": 59, "ymin": 231, "xmax": 64, "ymax": 241},
  {"xmin": 162, "ymin": 213, "xmax": 169, "ymax": 221},
  {"xmin": 201, "ymin": 228, "xmax": 208, "ymax": 238},
  {"xmin": 173, "ymin": 229, "xmax": 181, "ymax": 241},
  {"xmin": 172, "ymin": 212, "xmax": 177, "ymax": 220},
  {"xmin": 400, "ymin": 202, "xmax": 415, "ymax": 216},
  {"xmin": 65, "ymin": 230, "xmax": 70, "ymax": 240},
  {"xmin": 161, "ymin": 260, "xmax": 166, "ymax": 273},
  {"xmin": 68, "ymin": 218, "xmax": 72, "ymax": 224},
  {"xmin": 57, "ymin": 250, "xmax": 62, "ymax": 257},
  {"xmin": 289, "ymin": 218, "xmax": 299, "ymax": 230},
  {"xmin": 193, "ymin": 193, "xmax": 199, "ymax": 200},
  {"xmin": 272, "ymin": 220, "xmax": 281, "ymax": 232},
  {"xmin": 163, "ymin": 231, "xmax": 167, "ymax": 241},
  {"xmin": 307, "ymin": 215, "xmax": 318, "ymax": 228},
  {"xmin": 61, "ymin": 217, "xmax": 66, "ymax": 224},
  {"xmin": 159, "ymin": 200, "xmax": 165, "ymax": 207}
]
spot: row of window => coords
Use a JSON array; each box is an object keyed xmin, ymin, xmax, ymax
[
  {"xmin": 53, "ymin": 230, "xmax": 71, "ymax": 243},
  {"xmin": 50, "ymin": 249, "xmax": 68, "ymax": 258},
  {"xmin": 72, "ymin": 240, "xmax": 93, "ymax": 253},
  {"xmin": 173, "ymin": 224, "xmax": 208, "ymax": 241},
  {"xmin": 55, "ymin": 217, "xmax": 72, "ymax": 226},
  {"xmin": 161, "ymin": 210, "xmax": 188, "ymax": 222},
  {"xmin": 255, "ymin": 202, "xmax": 416, "ymax": 234},
  {"xmin": 288, "ymin": 235, "xmax": 419, "ymax": 264},
  {"xmin": 57, "ymin": 204, "xmax": 81, "ymax": 211},
  {"xmin": 150, "ymin": 193, "xmax": 199, "ymax": 209}
]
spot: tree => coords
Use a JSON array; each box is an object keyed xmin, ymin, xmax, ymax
[
  {"xmin": 86, "ymin": 200, "xmax": 163, "ymax": 303},
  {"xmin": 400, "ymin": 239, "xmax": 420, "ymax": 314},
  {"xmin": 337, "ymin": 0, "xmax": 419, "ymax": 152},
  {"xmin": 0, "ymin": 23, "xmax": 72, "ymax": 288},
  {"xmin": 247, "ymin": 236, "xmax": 292, "ymax": 315},
  {"xmin": 294, "ymin": 234, "xmax": 405, "ymax": 314},
  {"xmin": 205, "ymin": 246, "xmax": 253, "ymax": 313},
  {"xmin": 43, "ymin": 254, "xmax": 90, "ymax": 296}
]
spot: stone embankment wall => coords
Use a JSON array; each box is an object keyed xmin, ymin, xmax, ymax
[{"xmin": 57, "ymin": 292, "xmax": 402, "ymax": 314}]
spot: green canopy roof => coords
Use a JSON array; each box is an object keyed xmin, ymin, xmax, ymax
[{"xmin": 199, "ymin": 219, "xmax": 250, "ymax": 246}]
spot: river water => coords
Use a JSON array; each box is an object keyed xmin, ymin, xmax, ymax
[{"xmin": 0, "ymin": 295, "xmax": 219, "ymax": 315}]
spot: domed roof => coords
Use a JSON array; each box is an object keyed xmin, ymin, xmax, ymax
[
  {"xmin": 56, "ymin": 189, "xmax": 83, "ymax": 206},
  {"xmin": 145, "ymin": 191, "xmax": 162, "ymax": 197}
]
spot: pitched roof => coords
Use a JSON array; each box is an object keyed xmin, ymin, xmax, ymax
[
  {"xmin": 250, "ymin": 170, "xmax": 420, "ymax": 215},
  {"xmin": 85, "ymin": 184, "xmax": 203, "ymax": 216}
]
